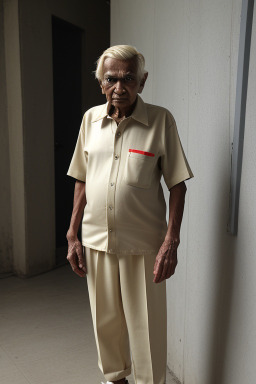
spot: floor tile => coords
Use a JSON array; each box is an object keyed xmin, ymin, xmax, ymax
[
  {"xmin": 0, "ymin": 265, "xmax": 179, "ymax": 384},
  {"xmin": 0, "ymin": 347, "xmax": 30, "ymax": 384}
]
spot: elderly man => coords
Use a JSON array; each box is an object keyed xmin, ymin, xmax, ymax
[{"xmin": 66, "ymin": 45, "xmax": 193, "ymax": 384}]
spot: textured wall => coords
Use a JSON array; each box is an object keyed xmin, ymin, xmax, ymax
[
  {"xmin": 111, "ymin": 1, "xmax": 256, "ymax": 383},
  {"xmin": 2, "ymin": 0, "xmax": 26, "ymax": 275},
  {"xmin": 1, "ymin": 0, "xmax": 110, "ymax": 276},
  {"xmin": 0, "ymin": 0, "xmax": 13, "ymax": 274},
  {"xmin": 19, "ymin": 0, "xmax": 110, "ymax": 276}
]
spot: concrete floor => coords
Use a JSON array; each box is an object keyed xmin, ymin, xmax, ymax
[{"xmin": 0, "ymin": 265, "xmax": 179, "ymax": 384}]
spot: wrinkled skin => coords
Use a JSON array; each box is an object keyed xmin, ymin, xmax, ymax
[
  {"xmin": 66, "ymin": 237, "xmax": 86, "ymax": 278},
  {"xmin": 67, "ymin": 57, "xmax": 187, "ymax": 285},
  {"xmin": 153, "ymin": 181, "xmax": 186, "ymax": 283},
  {"xmin": 100, "ymin": 57, "xmax": 148, "ymax": 119},
  {"xmin": 66, "ymin": 180, "xmax": 87, "ymax": 277},
  {"xmin": 153, "ymin": 238, "xmax": 179, "ymax": 283}
]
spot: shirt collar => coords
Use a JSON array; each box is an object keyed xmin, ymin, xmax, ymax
[
  {"xmin": 130, "ymin": 95, "xmax": 149, "ymax": 126},
  {"xmin": 91, "ymin": 94, "xmax": 149, "ymax": 126}
]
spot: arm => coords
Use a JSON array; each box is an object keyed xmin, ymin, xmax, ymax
[
  {"xmin": 66, "ymin": 180, "xmax": 87, "ymax": 277},
  {"xmin": 165, "ymin": 181, "xmax": 186, "ymax": 242},
  {"xmin": 153, "ymin": 181, "xmax": 187, "ymax": 283}
]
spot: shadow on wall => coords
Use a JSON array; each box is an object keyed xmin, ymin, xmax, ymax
[{"xmin": 207, "ymin": 169, "xmax": 238, "ymax": 384}]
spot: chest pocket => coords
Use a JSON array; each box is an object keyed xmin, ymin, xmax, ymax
[{"xmin": 124, "ymin": 150, "xmax": 157, "ymax": 189}]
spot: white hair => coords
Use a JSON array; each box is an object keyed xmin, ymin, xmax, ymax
[{"xmin": 95, "ymin": 45, "xmax": 147, "ymax": 82}]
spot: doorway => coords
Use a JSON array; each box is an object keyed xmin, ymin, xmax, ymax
[{"xmin": 52, "ymin": 16, "xmax": 83, "ymax": 264}]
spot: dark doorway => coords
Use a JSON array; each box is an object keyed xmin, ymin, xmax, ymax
[{"xmin": 52, "ymin": 16, "xmax": 83, "ymax": 264}]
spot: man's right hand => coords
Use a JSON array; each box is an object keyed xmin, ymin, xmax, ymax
[{"xmin": 66, "ymin": 237, "xmax": 87, "ymax": 277}]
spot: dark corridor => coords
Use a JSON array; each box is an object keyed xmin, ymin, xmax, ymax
[{"xmin": 52, "ymin": 16, "xmax": 83, "ymax": 260}]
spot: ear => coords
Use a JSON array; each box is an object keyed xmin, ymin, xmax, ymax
[
  {"xmin": 138, "ymin": 72, "xmax": 148, "ymax": 94},
  {"xmin": 98, "ymin": 80, "xmax": 105, "ymax": 94}
]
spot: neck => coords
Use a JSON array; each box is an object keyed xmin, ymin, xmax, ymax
[
  {"xmin": 111, "ymin": 107, "xmax": 128, "ymax": 119},
  {"xmin": 109, "ymin": 98, "xmax": 137, "ymax": 120}
]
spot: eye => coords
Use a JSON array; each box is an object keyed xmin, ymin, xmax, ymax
[
  {"xmin": 124, "ymin": 76, "xmax": 133, "ymax": 82},
  {"xmin": 106, "ymin": 77, "xmax": 116, "ymax": 83}
]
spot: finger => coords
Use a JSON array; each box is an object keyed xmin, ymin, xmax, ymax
[
  {"xmin": 155, "ymin": 243, "xmax": 173, "ymax": 281},
  {"xmin": 153, "ymin": 256, "xmax": 164, "ymax": 275},
  {"xmin": 76, "ymin": 243, "xmax": 86, "ymax": 272},
  {"xmin": 67, "ymin": 253, "xmax": 86, "ymax": 277},
  {"xmin": 164, "ymin": 248, "xmax": 174, "ymax": 280},
  {"xmin": 153, "ymin": 260, "xmax": 162, "ymax": 282},
  {"xmin": 156, "ymin": 247, "xmax": 175, "ymax": 283},
  {"xmin": 153, "ymin": 249, "xmax": 167, "ymax": 274},
  {"xmin": 71, "ymin": 260, "xmax": 86, "ymax": 277},
  {"xmin": 154, "ymin": 241, "xmax": 170, "ymax": 274},
  {"xmin": 166, "ymin": 253, "xmax": 178, "ymax": 280},
  {"xmin": 67, "ymin": 254, "xmax": 78, "ymax": 271},
  {"xmin": 82, "ymin": 247, "xmax": 87, "ymax": 273},
  {"xmin": 166, "ymin": 261, "xmax": 173, "ymax": 279},
  {"xmin": 160, "ymin": 256, "xmax": 171, "ymax": 281},
  {"xmin": 153, "ymin": 257, "xmax": 165, "ymax": 283},
  {"xmin": 73, "ymin": 267, "xmax": 86, "ymax": 278},
  {"xmin": 153, "ymin": 258, "xmax": 159, "ymax": 274}
]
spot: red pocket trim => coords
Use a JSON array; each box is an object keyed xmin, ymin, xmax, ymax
[{"xmin": 129, "ymin": 149, "xmax": 155, "ymax": 157}]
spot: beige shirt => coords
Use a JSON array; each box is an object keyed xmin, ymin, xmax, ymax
[{"xmin": 67, "ymin": 95, "xmax": 194, "ymax": 255}]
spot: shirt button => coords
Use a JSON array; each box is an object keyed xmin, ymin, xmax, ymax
[
  {"xmin": 109, "ymin": 229, "xmax": 112, "ymax": 232},
  {"xmin": 110, "ymin": 182, "xmax": 114, "ymax": 186},
  {"xmin": 116, "ymin": 132, "xmax": 121, "ymax": 137},
  {"xmin": 114, "ymin": 154, "xmax": 119, "ymax": 160},
  {"xmin": 109, "ymin": 205, "xmax": 113, "ymax": 210}
]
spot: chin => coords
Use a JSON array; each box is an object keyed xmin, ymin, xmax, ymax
[{"xmin": 112, "ymin": 99, "xmax": 128, "ymax": 104}]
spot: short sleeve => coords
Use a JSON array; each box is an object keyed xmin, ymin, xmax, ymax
[
  {"xmin": 67, "ymin": 114, "xmax": 87, "ymax": 182},
  {"xmin": 161, "ymin": 118, "xmax": 194, "ymax": 190}
]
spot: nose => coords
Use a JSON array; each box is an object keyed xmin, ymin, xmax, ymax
[{"xmin": 114, "ymin": 80, "xmax": 125, "ymax": 95}]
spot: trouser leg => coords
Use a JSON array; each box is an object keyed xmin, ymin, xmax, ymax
[
  {"xmin": 85, "ymin": 247, "xmax": 132, "ymax": 382},
  {"xmin": 118, "ymin": 252, "xmax": 167, "ymax": 384}
]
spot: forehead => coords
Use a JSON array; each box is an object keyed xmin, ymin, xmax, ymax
[{"xmin": 103, "ymin": 57, "xmax": 138, "ymax": 76}]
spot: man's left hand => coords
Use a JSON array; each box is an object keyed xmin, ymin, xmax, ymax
[{"xmin": 153, "ymin": 238, "xmax": 179, "ymax": 283}]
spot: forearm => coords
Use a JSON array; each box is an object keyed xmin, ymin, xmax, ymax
[
  {"xmin": 66, "ymin": 180, "xmax": 87, "ymax": 240},
  {"xmin": 165, "ymin": 181, "xmax": 187, "ymax": 242}
]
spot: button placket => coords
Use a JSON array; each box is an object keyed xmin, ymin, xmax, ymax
[{"xmin": 106, "ymin": 120, "xmax": 125, "ymax": 253}]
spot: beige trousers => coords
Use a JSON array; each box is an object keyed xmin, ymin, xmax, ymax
[{"xmin": 84, "ymin": 247, "xmax": 167, "ymax": 384}]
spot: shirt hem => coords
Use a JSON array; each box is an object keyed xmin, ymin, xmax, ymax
[
  {"xmin": 82, "ymin": 241, "xmax": 160, "ymax": 255},
  {"xmin": 67, "ymin": 170, "xmax": 86, "ymax": 182},
  {"xmin": 166, "ymin": 171, "xmax": 194, "ymax": 190}
]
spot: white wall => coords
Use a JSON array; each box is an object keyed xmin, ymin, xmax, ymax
[{"xmin": 111, "ymin": 1, "xmax": 256, "ymax": 383}]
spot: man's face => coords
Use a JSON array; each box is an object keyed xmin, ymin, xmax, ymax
[{"xmin": 100, "ymin": 57, "xmax": 147, "ymax": 110}]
